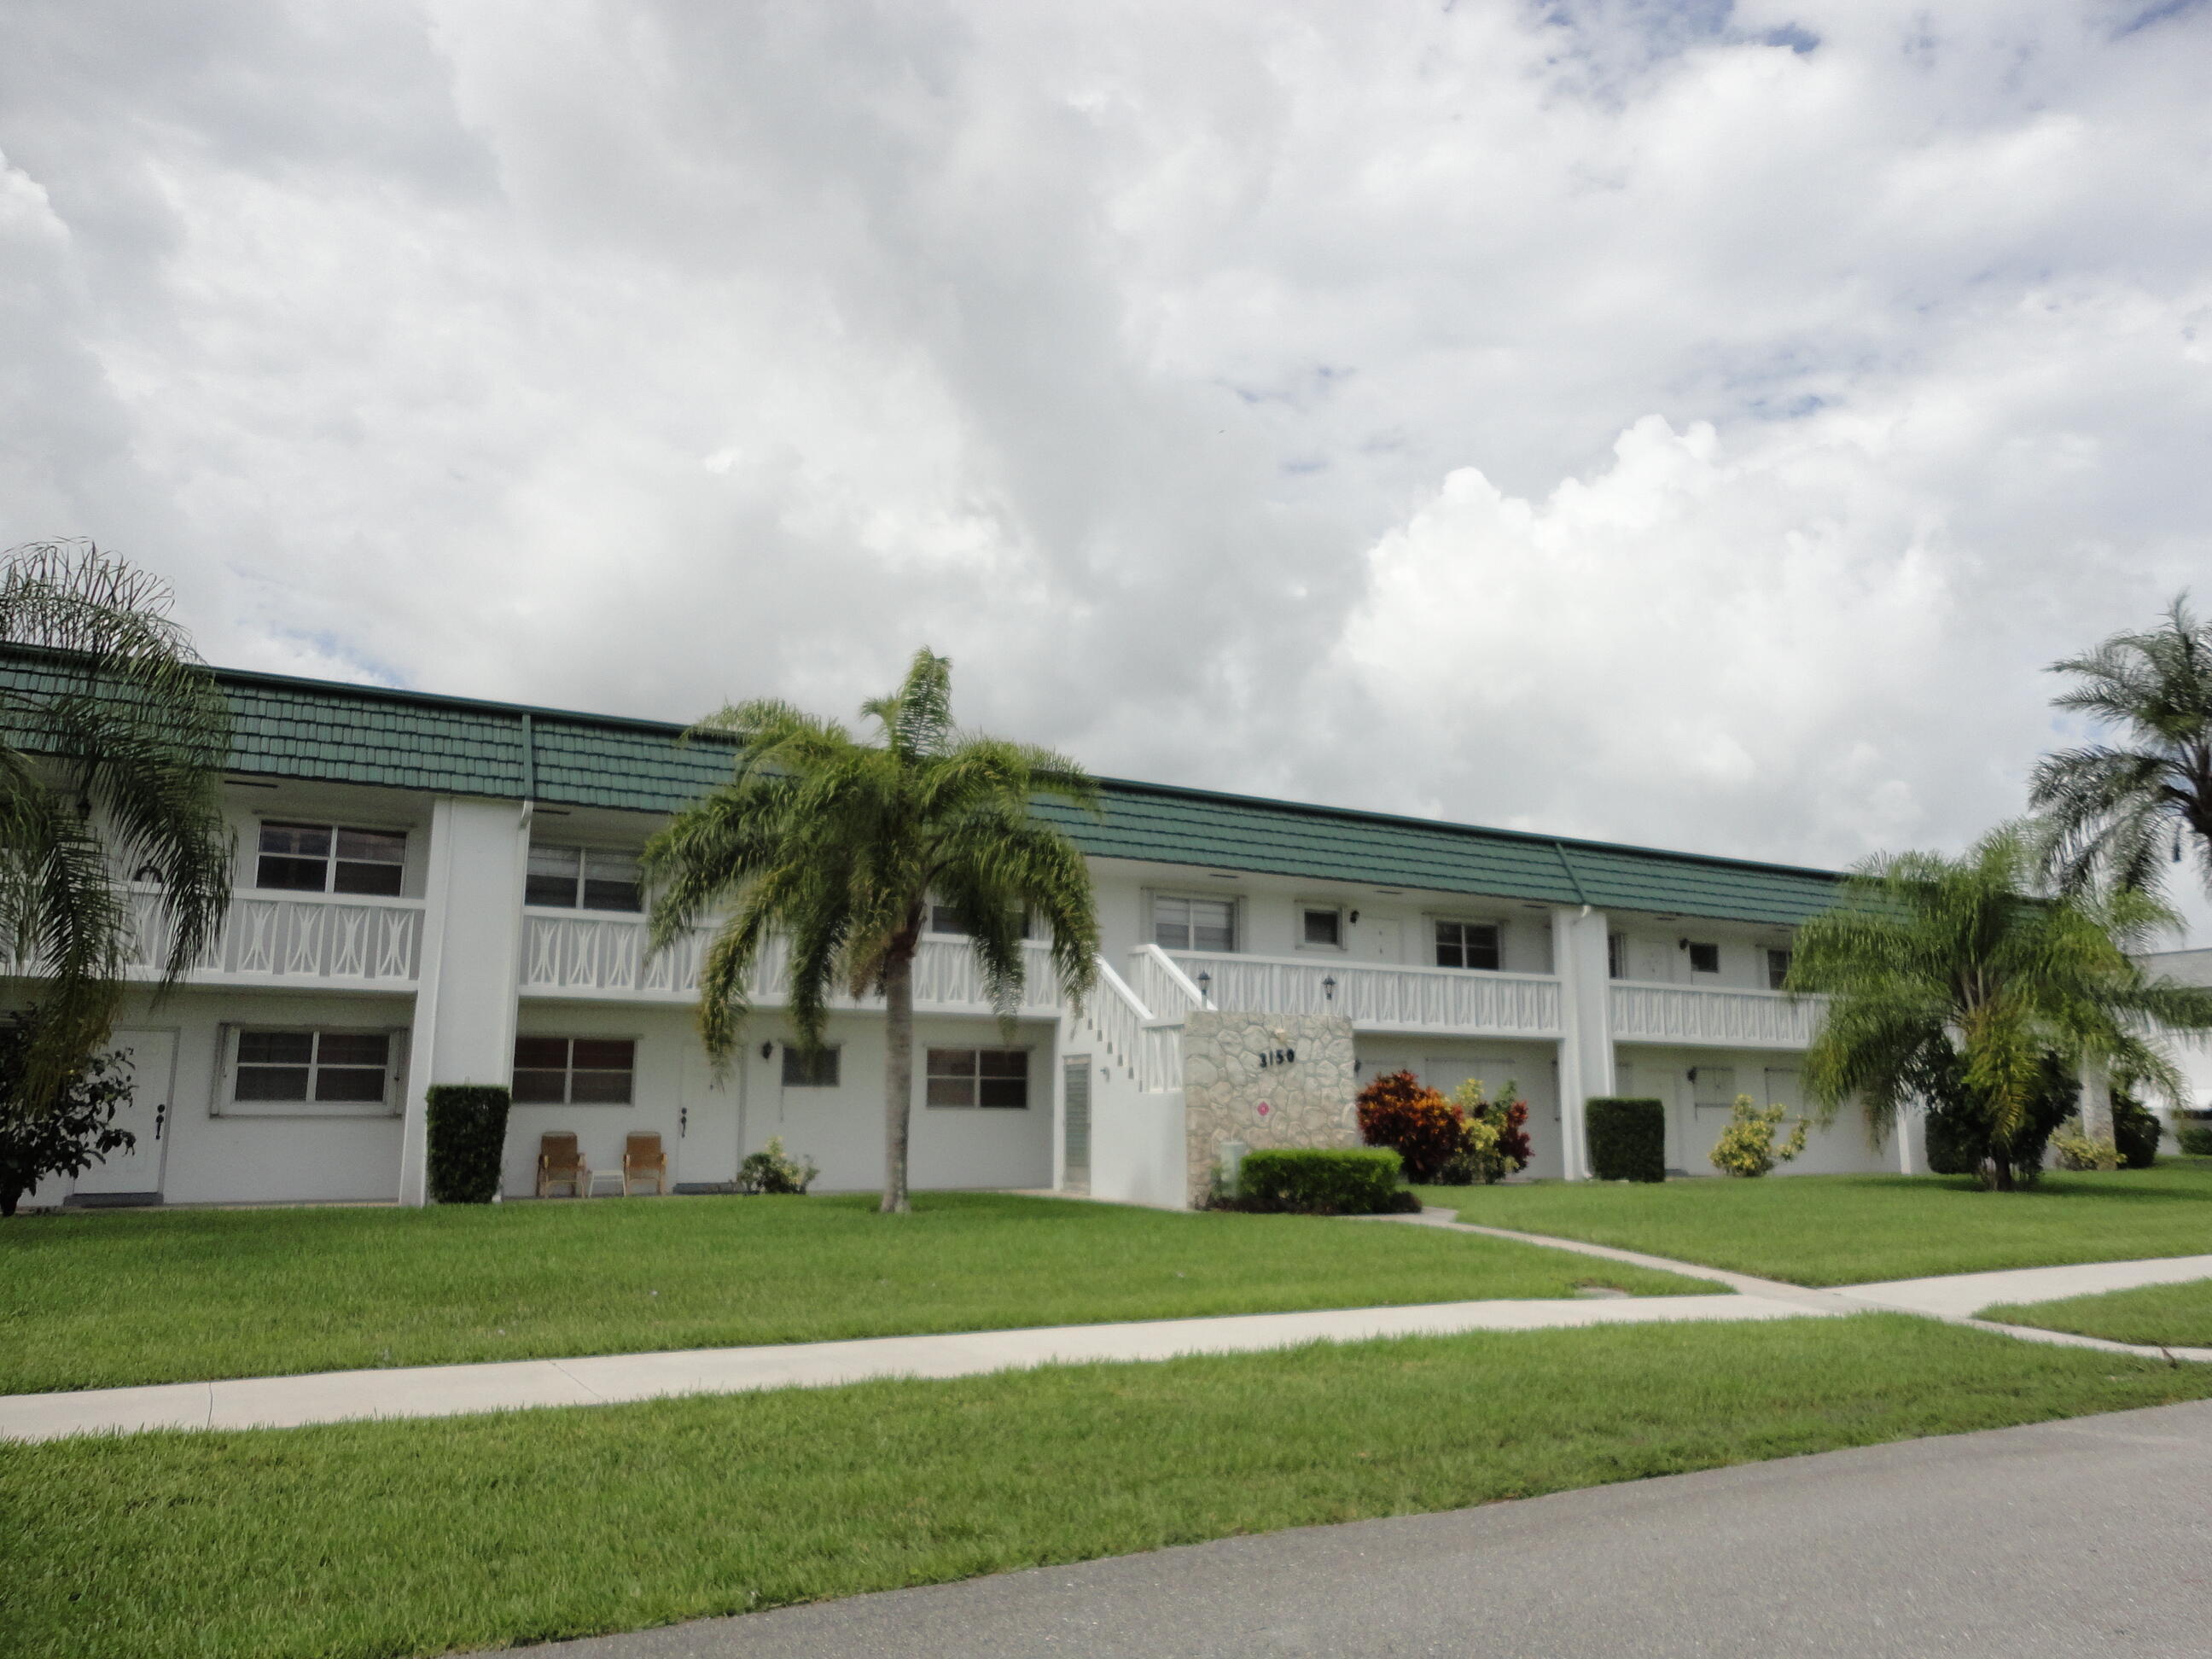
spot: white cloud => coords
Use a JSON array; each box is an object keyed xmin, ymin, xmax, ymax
[{"xmin": 3, "ymin": 0, "xmax": 2212, "ymax": 905}]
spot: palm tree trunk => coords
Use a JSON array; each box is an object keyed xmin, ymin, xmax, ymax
[{"xmin": 881, "ymin": 947, "xmax": 915, "ymax": 1214}]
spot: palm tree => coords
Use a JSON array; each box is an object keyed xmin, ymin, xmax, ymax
[
  {"xmin": 1789, "ymin": 825, "xmax": 2212, "ymax": 1190},
  {"xmin": 2031, "ymin": 595, "xmax": 2212, "ymax": 898},
  {"xmin": 644, "ymin": 649, "xmax": 1100, "ymax": 1213},
  {"xmin": 0, "ymin": 540, "xmax": 234, "ymax": 1101}
]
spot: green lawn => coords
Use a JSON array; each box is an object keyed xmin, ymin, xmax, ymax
[
  {"xmin": 1984, "ymin": 1278, "xmax": 2212, "ymax": 1348},
  {"xmin": 1414, "ymin": 1162, "xmax": 2212, "ymax": 1286},
  {"xmin": 0, "ymin": 1192, "xmax": 1711, "ymax": 1394},
  {"xmin": 4, "ymin": 1316, "xmax": 2204, "ymax": 1659}
]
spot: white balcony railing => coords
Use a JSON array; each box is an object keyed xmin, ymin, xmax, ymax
[
  {"xmin": 1070, "ymin": 953, "xmax": 1183, "ymax": 1092},
  {"xmin": 125, "ymin": 888, "xmax": 422, "ymax": 985},
  {"xmin": 520, "ymin": 914, "xmax": 1063, "ymax": 1015},
  {"xmin": 1127, "ymin": 944, "xmax": 1207, "ymax": 1022},
  {"xmin": 1162, "ymin": 949, "xmax": 1563, "ymax": 1037},
  {"xmin": 1609, "ymin": 981, "xmax": 1825, "ymax": 1050}
]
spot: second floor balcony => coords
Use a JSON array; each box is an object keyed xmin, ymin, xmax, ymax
[
  {"xmin": 1609, "ymin": 981, "xmax": 1824, "ymax": 1050},
  {"xmin": 1155, "ymin": 946, "xmax": 1566, "ymax": 1039},
  {"xmin": 125, "ymin": 888, "xmax": 422, "ymax": 987},
  {"xmin": 520, "ymin": 912, "xmax": 1065, "ymax": 1016}
]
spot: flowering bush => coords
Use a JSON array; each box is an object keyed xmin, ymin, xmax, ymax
[
  {"xmin": 736, "ymin": 1135, "xmax": 819, "ymax": 1195},
  {"xmin": 1708, "ymin": 1094, "xmax": 1808, "ymax": 1178},
  {"xmin": 1442, "ymin": 1080, "xmax": 1532, "ymax": 1183},
  {"xmin": 1355, "ymin": 1071, "xmax": 1465, "ymax": 1183}
]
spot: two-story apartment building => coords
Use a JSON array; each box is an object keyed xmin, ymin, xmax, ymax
[{"xmin": 12, "ymin": 657, "xmax": 1919, "ymax": 1212}]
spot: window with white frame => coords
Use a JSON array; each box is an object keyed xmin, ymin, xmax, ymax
[
  {"xmin": 1608, "ymin": 932, "xmax": 1627, "ymax": 981},
  {"xmin": 781, "ymin": 1045, "xmax": 841, "ymax": 1087},
  {"xmin": 526, "ymin": 845, "xmax": 642, "ymax": 911},
  {"xmin": 513, "ymin": 1037, "xmax": 637, "ymax": 1103},
  {"xmin": 926, "ymin": 1047, "xmax": 1030, "ymax": 1109},
  {"xmin": 1766, "ymin": 947, "xmax": 1793, "ymax": 990},
  {"xmin": 1301, "ymin": 906, "xmax": 1344, "ymax": 948},
  {"xmin": 256, "ymin": 822, "xmax": 407, "ymax": 896},
  {"xmin": 1154, "ymin": 894, "xmax": 1236, "ymax": 953},
  {"xmin": 1433, "ymin": 919, "xmax": 1501, "ymax": 971},
  {"xmin": 229, "ymin": 1028, "xmax": 398, "ymax": 1112}
]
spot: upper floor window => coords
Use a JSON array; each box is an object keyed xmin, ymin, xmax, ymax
[
  {"xmin": 514, "ymin": 1036, "xmax": 636, "ymax": 1103},
  {"xmin": 527, "ymin": 846, "xmax": 642, "ymax": 912},
  {"xmin": 1608, "ymin": 932, "xmax": 1627, "ymax": 981},
  {"xmin": 234, "ymin": 1028, "xmax": 395, "ymax": 1106},
  {"xmin": 1434, "ymin": 919, "xmax": 1501, "ymax": 972},
  {"xmin": 1155, "ymin": 895, "xmax": 1235, "ymax": 953},
  {"xmin": 927, "ymin": 1047, "xmax": 1029, "ymax": 1109},
  {"xmin": 1766, "ymin": 947, "xmax": 1792, "ymax": 990},
  {"xmin": 1686, "ymin": 940, "xmax": 1721, "ymax": 975},
  {"xmin": 257, "ymin": 822, "xmax": 405, "ymax": 897},
  {"xmin": 1301, "ymin": 907, "xmax": 1344, "ymax": 948}
]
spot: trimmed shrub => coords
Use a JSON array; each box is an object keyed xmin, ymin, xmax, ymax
[
  {"xmin": 2176, "ymin": 1122, "xmax": 2212, "ymax": 1157},
  {"xmin": 2112, "ymin": 1093, "xmax": 2162, "ymax": 1170},
  {"xmin": 1355, "ymin": 1071, "xmax": 1465, "ymax": 1183},
  {"xmin": 1235, "ymin": 1148, "xmax": 1414, "ymax": 1215},
  {"xmin": 426, "ymin": 1085, "xmax": 511, "ymax": 1204},
  {"xmin": 1708, "ymin": 1094, "xmax": 1807, "ymax": 1178},
  {"xmin": 1586, "ymin": 1097, "xmax": 1665, "ymax": 1183}
]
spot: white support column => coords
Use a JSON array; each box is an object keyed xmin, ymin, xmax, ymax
[
  {"xmin": 1551, "ymin": 906, "xmax": 1615, "ymax": 1182},
  {"xmin": 398, "ymin": 796, "xmax": 531, "ymax": 1206}
]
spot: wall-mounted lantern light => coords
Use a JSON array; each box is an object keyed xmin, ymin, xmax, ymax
[
  {"xmin": 1322, "ymin": 975, "xmax": 1338, "ymax": 1001},
  {"xmin": 760, "ymin": 1041, "xmax": 774, "ymax": 1061}
]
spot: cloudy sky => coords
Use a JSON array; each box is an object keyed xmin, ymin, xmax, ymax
[{"xmin": 5, "ymin": 1, "xmax": 2210, "ymax": 904}]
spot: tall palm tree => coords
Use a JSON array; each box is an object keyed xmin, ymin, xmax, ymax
[
  {"xmin": 0, "ymin": 540, "xmax": 234, "ymax": 1099},
  {"xmin": 1790, "ymin": 825, "xmax": 2212, "ymax": 1190},
  {"xmin": 644, "ymin": 649, "xmax": 1100, "ymax": 1213},
  {"xmin": 2031, "ymin": 595, "xmax": 2212, "ymax": 898}
]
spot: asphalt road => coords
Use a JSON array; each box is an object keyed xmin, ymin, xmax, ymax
[{"xmin": 546, "ymin": 1399, "xmax": 2212, "ymax": 1657}]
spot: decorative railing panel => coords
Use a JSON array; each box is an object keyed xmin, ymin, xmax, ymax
[
  {"xmin": 1163, "ymin": 951, "xmax": 1563, "ymax": 1037},
  {"xmin": 121, "ymin": 888, "xmax": 422, "ymax": 985},
  {"xmin": 520, "ymin": 916, "xmax": 1061, "ymax": 1013},
  {"xmin": 1609, "ymin": 982, "xmax": 1825, "ymax": 1050}
]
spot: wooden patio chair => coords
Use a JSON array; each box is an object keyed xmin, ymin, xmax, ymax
[
  {"xmin": 536, "ymin": 1132, "xmax": 591, "ymax": 1199},
  {"xmin": 622, "ymin": 1132, "xmax": 668, "ymax": 1196}
]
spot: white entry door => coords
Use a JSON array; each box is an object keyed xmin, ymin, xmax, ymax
[
  {"xmin": 73, "ymin": 1028, "xmax": 179, "ymax": 1198},
  {"xmin": 678, "ymin": 1054, "xmax": 742, "ymax": 1190}
]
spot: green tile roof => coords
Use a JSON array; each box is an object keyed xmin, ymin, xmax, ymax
[{"xmin": 0, "ymin": 649, "xmax": 1842, "ymax": 925}]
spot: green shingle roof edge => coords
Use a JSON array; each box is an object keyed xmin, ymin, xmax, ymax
[{"xmin": 0, "ymin": 649, "xmax": 1845, "ymax": 927}]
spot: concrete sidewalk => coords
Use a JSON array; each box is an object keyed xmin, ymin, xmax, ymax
[
  {"xmin": 0, "ymin": 1289, "xmax": 1811, "ymax": 1443},
  {"xmin": 9, "ymin": 1215, "xmax": 2210, "ymax": 1444}
]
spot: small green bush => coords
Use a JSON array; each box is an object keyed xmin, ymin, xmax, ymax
[
  {"xmin": 425, "ymin": 1086, "xmax": 511, "ymax": 1204},
  {"xmin": 1586, "ymin": 1097, "xmax": 1665, "ymax": 1183},
  {"xmin": 2177, "ymin": 1122, "xmax": 2212, "ymax": 1157},
  {"xmin": 1235, "ymin": 1148, "xmax": 1414, "ymax": 1215},
  {"xmin": 2112, "ymin": 1094, "xmax": 2162, "ymax": 1170},
  {"xmin": 2051, "ymin": 1115, "xmax": 2119, "ymax": 1172}
]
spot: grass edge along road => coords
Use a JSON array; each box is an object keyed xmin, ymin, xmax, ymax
[
  {"xmin": 7, "ymin": 1316, "xmax": 2210, "ymax": 1659},
  {"xmin": 0, "ymin": 1192, "xmax": 1714, "ymax": 1394},
  {"xmin": 1418, "ymin": 1163, "xmax": 2212, "ymax": 1286},
  {"xmin": 1986, "ymin": 1278, "xmax": 2212, "ymax": 1348}
]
